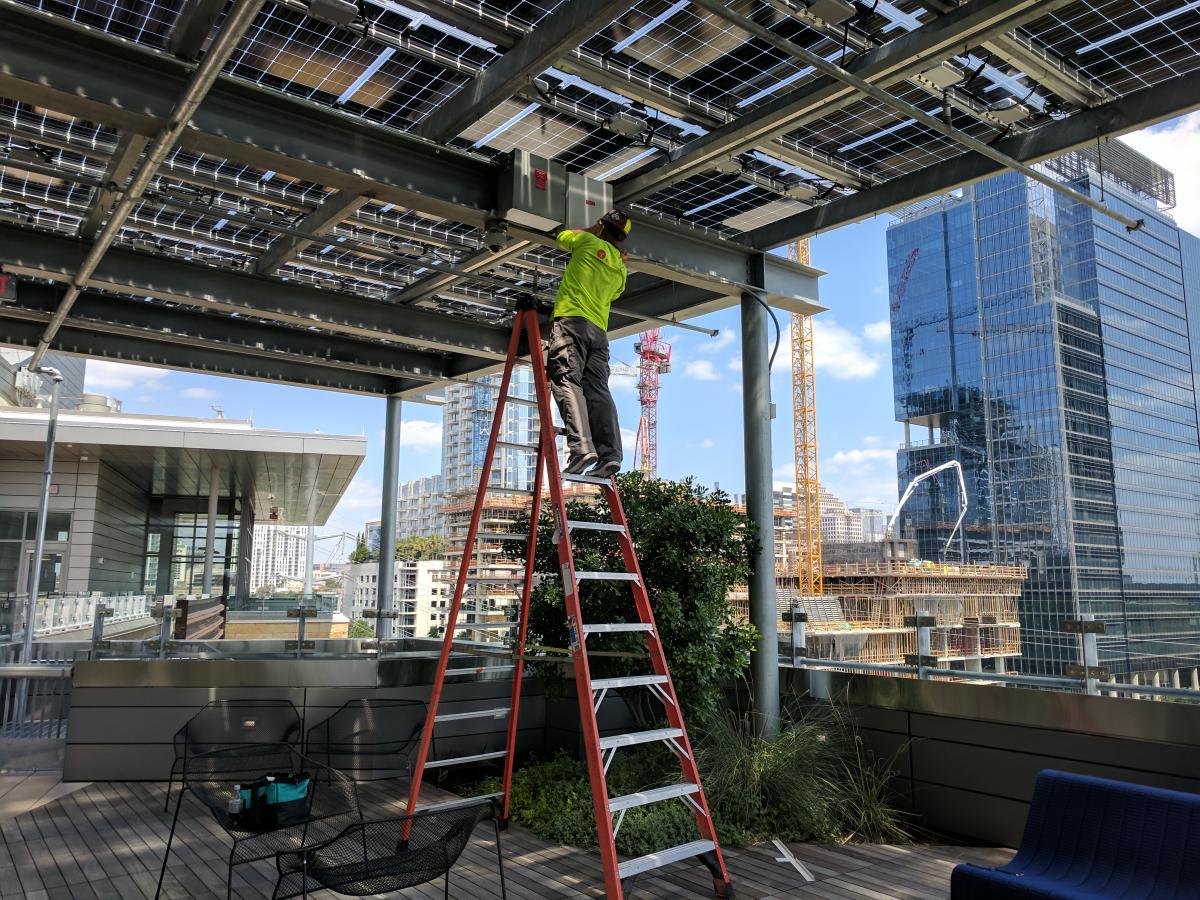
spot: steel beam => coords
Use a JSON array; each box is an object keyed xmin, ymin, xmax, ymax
[
  {"xmin": 169, "ymin": 0, "xmax": 226, "ymax": 60},
  {"xmin": 0, "ymin": 3, "xmax": 815, "ymax": 312},
  {"xmin": 25, "ymin": 0, "xmax": 267, "ymax": 370},
  {"xmin": 0, "ymin": 223, "xmax": 511, "ymax": 361},
  {"xmin": 1, "ymin": 281, "xmax": 450, "ymax": 381},
  {"xmin": 0, "ymin": 317, "xmax": 416, "ymax": 394},
  {"xmin": 613, "ymin": 0, "xmax": 1075, "ymax": 202},
  {"xmin": 255, "ymin": 191, "xmax": 370, "ymax": 275},
  {"xmin": 78, "ymin": 133, "xmax": 149, "ymax": 238},
  {"xmin": 747, "ymin": 68, "xmax": 1200, "ymax": 249},
  {"xmin": 391, "ymin": 242, "xmax": 532, "ymax": 303},
  {"xmin": 417, "ymin": 0, "xmax": 632, "ymax": 143}
]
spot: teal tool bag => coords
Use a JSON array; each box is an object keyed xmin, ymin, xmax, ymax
[{"xmin": 230, "ymin": 772, "xmax": 312, "ymax": 830}]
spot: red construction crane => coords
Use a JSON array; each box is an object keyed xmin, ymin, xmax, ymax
[{"xmin": 632, "ymin": 327, "xmax": 671, "ymax": 477}]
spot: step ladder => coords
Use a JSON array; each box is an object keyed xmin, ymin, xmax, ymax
[{"xmin": 404, "ymin": 303, "xmax": 734, "ymax": 899}]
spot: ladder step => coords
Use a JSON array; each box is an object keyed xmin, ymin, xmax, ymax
[
  {"xmin": 504, "ymin": 396, "xmax": 538, "ymax": 407},
  {"xmin": 609, "ymin": 782, "xmax": 700, "ymax": 813},
  {"xmin": 591, "ymin": 674, "xmax": 668, "ymax": 690},
  {"xmin": 458, "ymin": 621, "xmax": 519, "ymax": 629},
  {"xmin": 576, "ymin": 571, "xmax": 640, "ymax": 582},
  {"xmin": 435, "ymin": 707, "xmax": 510, "ymax": 723},
  {"xmin": 582, "ymin": 623, "xmax": 653, "ymax": 636},
  {"xmin": 426, "ymin": 750, "xmax": 507, "ymax": 768},
  {"xmin": 598, "ymin": 728, "xmax": 683, "ymax": 751},
  {"xmin": 567, "ymin": 520, "xmax": 626, "ymax": 533},
  {"xmin": 419, "ymin": 792, "xmax": 505, "ymax": 812},
  {"xmin": 496, "ymin": 440, "xmax": 538, "ymax": 451},
  {"xmin": 618, "ymin": 840, "xmax": 716, "ymax": 881},
  {"xmin": 563, "ymin": 472, "xmax": 613, "ymax": 485},
  {"xmin": 476, "ymin": 531, "xmax": 527, "ymax": 542}
]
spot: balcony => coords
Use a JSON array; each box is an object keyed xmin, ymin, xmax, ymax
[{"xmin": 0, "ymin": 627, "xmax": 1197, "ymax": 897}]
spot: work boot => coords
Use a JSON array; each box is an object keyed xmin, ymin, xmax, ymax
[
  {"xmin": 588, "ymin": 459, "xmax": 621, "ymax": 478},
  {"xmin": 564, "ymin": 451, "xmax": 598, "ymax": 475}
]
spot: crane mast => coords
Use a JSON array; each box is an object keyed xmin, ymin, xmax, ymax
[
  {"xmin": 790, "ymin": 239, "xmax": 822, "ymax": 596},
  {"xmin": 633, "ymin": 328, "xmax": 671, "ymax": 477}
]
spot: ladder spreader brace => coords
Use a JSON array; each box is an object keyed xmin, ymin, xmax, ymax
[{"xmin": 404, "ymin": 305, "xmax": 734, "ymax": 899}]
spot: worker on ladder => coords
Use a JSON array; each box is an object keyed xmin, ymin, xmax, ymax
[{"xmin": 548, "ymin": 208, "xmax": 631, "ymax": 477}]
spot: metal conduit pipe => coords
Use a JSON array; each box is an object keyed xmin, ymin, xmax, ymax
[
  {"xmin": 690, "ymin": 0, "xmax": 1145, "ymax": 234},
  {"xmin": 26, "ymin": 0, "xmax": 267, "ymax": 370}
]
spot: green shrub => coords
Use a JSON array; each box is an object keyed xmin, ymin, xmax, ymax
[
  {"xmin": 471, "ymin": 706, "xmax": 909, "ymax": 851},
  {"xmin": 507, "ymin": 473, "xmax": 758, "ymax": 725}
]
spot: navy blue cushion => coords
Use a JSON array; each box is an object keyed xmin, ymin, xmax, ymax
[{"xmin": 951, "ymin": 770, "xmax": 1200, "ymax": 899}]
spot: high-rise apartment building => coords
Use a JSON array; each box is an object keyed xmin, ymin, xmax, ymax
[
  {"xmin": 852, "ymin": 507, "xmax": 889, "ymax": 542},
  {"xmin": 248, "ymin": 524, "xmax": 310, "ymax": 593},
  {"xmin": 819, "ymin": 486, "xmax": 862, "ymax": 545},
  {"xmin": 887, "ymin": 144, "xmax": 1200, "ymax": 680},
  {"xmin": 397, "ymin": 475, "xmax": 444, "ymax": 539},
  {"xmin": 441, "ymin": 369, "xmax": 538, "ymax": 495},
  {"xmin": 341, "ymin": 558, "xmax": 447, "ymax": 636}
]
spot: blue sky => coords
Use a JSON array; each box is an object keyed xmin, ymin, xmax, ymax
[{"xmin": 82, "ymin": 114, "xmax": 1200, "ymax": 563}]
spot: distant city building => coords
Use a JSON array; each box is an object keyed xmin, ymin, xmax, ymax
[
  {"xmin": 852, "ymin": 507, "xmax": 889, "ymax": 542},
  {"xmin": 341, "ymin": 559, "xmax": 448, "ymax": 636},
  {"xmin": 364, "ymin": 520, "xmax": 381, "ymax": 555},
  {"xmin": 888, "ymin": 143, "xmax": 1200, "ymax": 681},
  {"xmin": 441, "ymin": 369, "xmax": 537, "ymax": 495},
  {"xmin": 248, "ymin": 525, "xmax": 310, "ymax": 593},
  {"xmin": 398, "ymin": 475, "xmax": 444, "ymax": 539},
  {"xmin": 819, "ymin": 487, "xmax": 862, "ymax": 545}
]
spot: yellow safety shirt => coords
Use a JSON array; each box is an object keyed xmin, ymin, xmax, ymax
[{"xmin": 552, "ymin": 229, "xmax": 628, "ymax": 331}]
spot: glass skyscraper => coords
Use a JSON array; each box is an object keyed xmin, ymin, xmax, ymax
[{"xmin": 887, "ymin": 146, "xmax": 1200, "ymax": 681}]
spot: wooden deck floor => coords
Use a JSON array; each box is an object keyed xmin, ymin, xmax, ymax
[{"xmin": 0, "ymin": 778, "xmax": 1012, "ymax": 899}]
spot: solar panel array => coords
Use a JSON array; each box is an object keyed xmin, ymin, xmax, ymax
[{"xmin": 0, "ymin": 0, "xmax": 1197, "ymax": 383}]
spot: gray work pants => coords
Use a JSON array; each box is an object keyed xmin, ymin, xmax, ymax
[{"xmin": 547, "ymin": 316, "xmax": 622, "ymax": 463}]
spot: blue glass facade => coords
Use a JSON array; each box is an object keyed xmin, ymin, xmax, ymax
[{"xmin": 888, "ymin": 165, "xmax": 1200, "ymax": 678}]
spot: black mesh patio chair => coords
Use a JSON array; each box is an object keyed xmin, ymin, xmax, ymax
[
  {"xmin": 304, "ymin": 698, "xmax": 427, "ymax": 783},
  {"xmin": 272, "ymin": 798, "xmax": 506, "ymax": 899},
  {"xmin": 156, "ymin": 743, "xmax": 359, "ymax": 900},
  {"xmin": 164, "ymin": 699, "xmax": 302, "ymax": 811}
]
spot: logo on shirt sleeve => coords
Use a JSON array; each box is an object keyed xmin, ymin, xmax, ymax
[{"xmin": 597, "ymin": 249, "xmax": 607, "ymax": 260}]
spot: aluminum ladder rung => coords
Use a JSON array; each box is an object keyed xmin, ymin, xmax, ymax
[
  {"xmin": 562, "ymin": 472, "xmax": 612, "ymax": 485},
  {"xmin": 496, "ymin": 440, "xmax": 538, "ymax": 451},
  {"xmin": 598, "ymin": 728, "xmax": 683, "ymax": 751},
  {"xmin": 608, "ymin": 782, "xmax": 699, "ymax": 813},
  {"xmin": 426, "ymin": 750, "xmax": 507, "ymax": 768},
  {"xmin": 618, "ymin": 840, "xmax": 716, "ymax": 881},
  {"xmin": 435, "ymin": 707, "xmax": 510, "ymax": 723},
  {"xmin": 503, "ymin": 396, "xmax": 537, "ymax": 408},
  {"xmin": 459, "ymin": 621, "xmax": 519, "ymax": 629},
  {"xmin": 591, "ymin": 674, "xmax": 668, "ymax": 690},
  {"xmin": 420, "ymin": 792, "xmax": 504, "ymax": 812},
  {"xmin": 575, "ymin": 571, "xmax": 640, "ymax": 582},
  {"xmin": 581, "ymin": 623, "xmax": 652, "ymax": 636},
  {"xmin": 567, "ymin": 520, "xmax": 626, "ymax": 533},
  {"xmin": 476, "ymin": 531, "xmax": 527, "ymax": 542}
]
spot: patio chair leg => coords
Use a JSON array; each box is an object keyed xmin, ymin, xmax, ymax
[
  {"xmin": 155, "ymin": 784, "xmax": 185, "ymax": 899},
  {"xmin": 444, "ymin": 868, "xmax": 451, "ymax": 900},
  {"xmin": 493, "ymin": 818, "xmax": 508, "ymax": 900},
  {"xmin": 227, "ymin": 845, "xmax": 237, "ymax": 900}
]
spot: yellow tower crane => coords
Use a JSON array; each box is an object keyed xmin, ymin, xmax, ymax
[{"xmin": 789, "ymin": 238, "xmax": 822, "ymax": 596}]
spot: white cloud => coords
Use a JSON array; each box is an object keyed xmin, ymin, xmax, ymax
[
  {"xmin": 683, "ymin": 359, "xmax": 720, "ymax": 381},
  {"xmin": 863, "ymin": 435, "xmax": 881, "ymax": 446},
  {"xmin": 1123, "ymin": 113, "xmax": 1200, "ymax": 235},
  {"xmin": 181, "ymin": 387, "xmax": 217, "ymax": 400},
  {"xmin": 609, "ymin": 370, "xmax": 637, "ymax": 392},
  {"xmin": 700, "ymin": 438, "xmax": 715, "ymax": 449},
  {"xmin": 862, "ymin": 320, "xmax": 891, "ymax": 344},
  {"xmin": 821, "ymin": 442, "xmax": 900, "ymax": 511},
  {"xmin": 812, "ymin": 318, "xmax": 882, "ymax": 379},
  {"xmin": 621, "ymin": 426, "xmax": 638, "ymax": 449},
  {"xmin": 85, "ymin": 360, "xmax": 169, "ymax": 393},
  {"xmin": 698, "ymin": 329, "xmax": 736, "ymax": 353},
  {"xmin": 401, "ymin": 419, "xmax": 442, "ymax": 451},
  {"xmin": 727, "ymin": 356, "xmax": 742, "ymax": 373},
  {"xmin": 335, "ymin": 477, "xmax": 381, "ymax": 512},
  {"xmin": 826, "ymin": 447, "xmax": 896, "ymax": 468}
]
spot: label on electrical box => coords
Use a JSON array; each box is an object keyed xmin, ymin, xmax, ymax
[
  {"xmin": 0, "ymin": 273, "xmax": 15, "ymax": 300},
  {"xmin": 533, "ymin": 169, "xmax": 548, "ymax": 191}
]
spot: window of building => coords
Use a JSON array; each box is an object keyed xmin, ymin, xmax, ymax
[{"xmin": 0, "ymin": 511, "xmax": 72, "ymax": 593}]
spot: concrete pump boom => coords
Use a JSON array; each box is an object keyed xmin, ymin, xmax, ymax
[{"xmin": 885, "ymin": 459, "xmax": 969, "ymax": 559}]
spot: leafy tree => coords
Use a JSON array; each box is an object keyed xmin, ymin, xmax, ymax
[
  {"xmin": 509, "ymin": 472, "xmax": 757, "ymax": 724},
  {"xmin": 348, "ymin": 618, "xmax": 375, "ymax": 638},
  {"xmin": 395, "ymin": 534, "xmax": 449, "ymax": 561},
  {"xmin": 348, "ymin": 534, "xmax": 370, "ymax": 563}
]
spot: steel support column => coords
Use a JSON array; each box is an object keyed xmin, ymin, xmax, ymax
[
  {"xmin": 20, "ymin": 368, "xmax": 63, "ymax": 667},
  {"xmin": 302, "ymin": 518, "xmax": 315, "ymax": 600},
  {"xmin": 201, "ymin": 464, "xmax": 219, "ymax": 597},
  {"xmin": 377, "ymin": 394, "xmax": 403, "ymax": 640},
  {"xmin": 741, "ymin": 255, "xmax": 778, "ymax": 740}
]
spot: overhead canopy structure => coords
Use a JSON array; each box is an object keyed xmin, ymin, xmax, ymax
[{"xmin": 0, "ymin": 0, "xmax": 1197, "ymax": 398}]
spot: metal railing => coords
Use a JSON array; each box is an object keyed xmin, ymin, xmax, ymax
[
  {"xmin": 0, "ymin": 592, "xmax": 153, "ymax": 642},
  {"xmin": 781, "ymin": 599, "xmax": 1200, "ymax": 704},
  {"xmin": 0, "ymin": 664, "xmax": 72, "ymax": 739}
]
